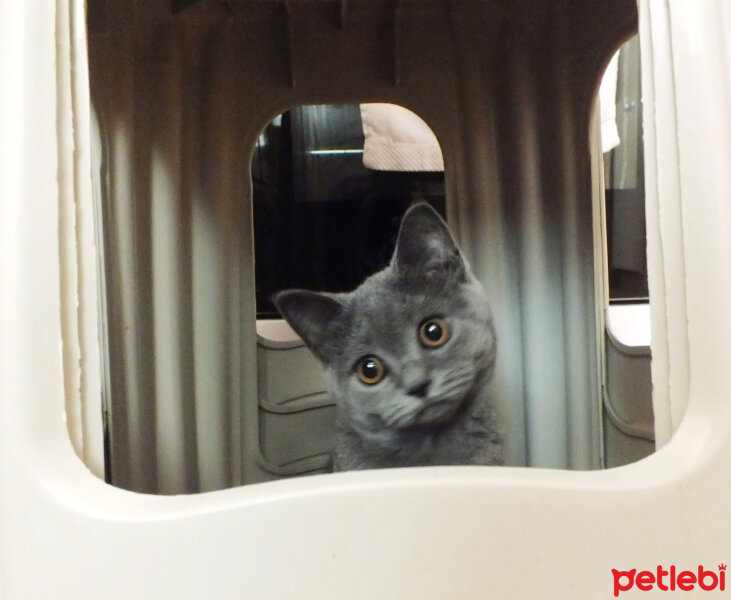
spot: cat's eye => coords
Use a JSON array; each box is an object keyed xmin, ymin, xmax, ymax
[
  {"xmin": 355, "ymin": 355, "xmax": 387, "ymax": 385},
  {"xmin": 419, "ymin": 317, "xmax": 449, "ymax": 348}
]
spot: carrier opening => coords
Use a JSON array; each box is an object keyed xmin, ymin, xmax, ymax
[{"xmin": 81, "ymin": 0, "xmax": 653, "ymax": 494}]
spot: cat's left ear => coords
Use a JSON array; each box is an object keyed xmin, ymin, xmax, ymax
[
  {"xmin": 273, "ymin": 289, "xmax": 349, "ymax": 364},
  {"xmin": 391, "ymin": 202, "xmax": 469, "ymax": 281}
]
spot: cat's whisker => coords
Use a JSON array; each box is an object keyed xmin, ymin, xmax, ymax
[
  {"xmin": 439, "ymin": 368, "xmax": 474, "ymax": 387},
  {"xmin": 429, "ymin": 381, "xmax": 473, "ymax": 404},
  {"xmin": 380, "ymin": 399, "xmax": 422, "ymax": 428}
]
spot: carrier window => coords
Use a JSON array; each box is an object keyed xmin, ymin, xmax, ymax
[{"xmin": 252, "ymin": 104, "xmax": 445, "ymax": 318}]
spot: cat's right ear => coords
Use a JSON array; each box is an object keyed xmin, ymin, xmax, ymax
[
  {"xmin": 273, "ymin": 290, "xmax": 348, "ymax": 364},
  {"xmin": 391, "ymin": 202, "xmax": 469, "ymax": 283}
]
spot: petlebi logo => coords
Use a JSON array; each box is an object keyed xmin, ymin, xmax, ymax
[{"xmin": 612, "ymin": 564, "xmax": 726, "ymax": 596}]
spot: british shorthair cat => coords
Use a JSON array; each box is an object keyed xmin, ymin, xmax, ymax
[{"xmin": 275, "ymin": 202, "xmax": 503, "ymax": 470}]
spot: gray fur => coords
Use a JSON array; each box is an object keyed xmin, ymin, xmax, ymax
[{"xmin": 274, "ymin": 203, "xmax": 503, "ymax": 471}]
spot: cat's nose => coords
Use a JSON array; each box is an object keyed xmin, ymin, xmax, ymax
[{"xmin": 407, "ymin": 379, "xmax": 431, "ymax": 398}]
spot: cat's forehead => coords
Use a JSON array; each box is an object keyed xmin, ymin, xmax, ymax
[{"xmin": 349, "ymin": 267, "xmax": 462, "ymax": 324}]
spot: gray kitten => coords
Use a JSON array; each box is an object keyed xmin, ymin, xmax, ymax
[{"xmin": 274, "ymin": 203, "xmax": 503, "ymax": 471}]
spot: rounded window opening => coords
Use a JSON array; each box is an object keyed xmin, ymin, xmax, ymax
[
  {"xmin": 599, "ymin": 35, "xmax": 654, "ymax": 468},
  {"xmin": 252, "ymin": 104, "xmax": 446, "ymax": 319},
  {"xmin": 253, "ymin": 103, "xmax": 449, "ymax": 480}
]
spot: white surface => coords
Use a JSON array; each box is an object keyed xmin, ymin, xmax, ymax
[
  {"xmin": 606, "ymin": 303, "xmax": 651, "ymax": 347},
  {"xmin": 256, "ymin": 319, "xmax": 301, "ymax": 343},
  {"xmin": 640, "ymin": 0, "xmax": 696, "ymax": 447},
  {"xmin": 2, "ymin": 1, "xmax": 731, "ymax": 598},
  {"xmin": 599, "ymin": 51, "xmax": 621, "ymax": 153},
  {"xmin": 56, "ymin": 0, "xmax": 104, "ymax": 479},
  {"xmin": 360, "ymin": 103, "xmax": 445, "ymax": 171}
]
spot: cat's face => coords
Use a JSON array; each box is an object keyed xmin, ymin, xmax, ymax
[{"xmin": 275, "ymin": 203, "xmax": 496, "ymax": 447}]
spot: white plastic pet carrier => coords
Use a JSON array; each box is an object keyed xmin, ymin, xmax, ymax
[{"xmin": 1, "ymin": 0, "xmax": 730, "ymax": 597}]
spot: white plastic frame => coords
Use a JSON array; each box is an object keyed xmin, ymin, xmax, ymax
[{"xmin": 1, "ymin": 1, "xmax": 730, "ymax": 598}]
